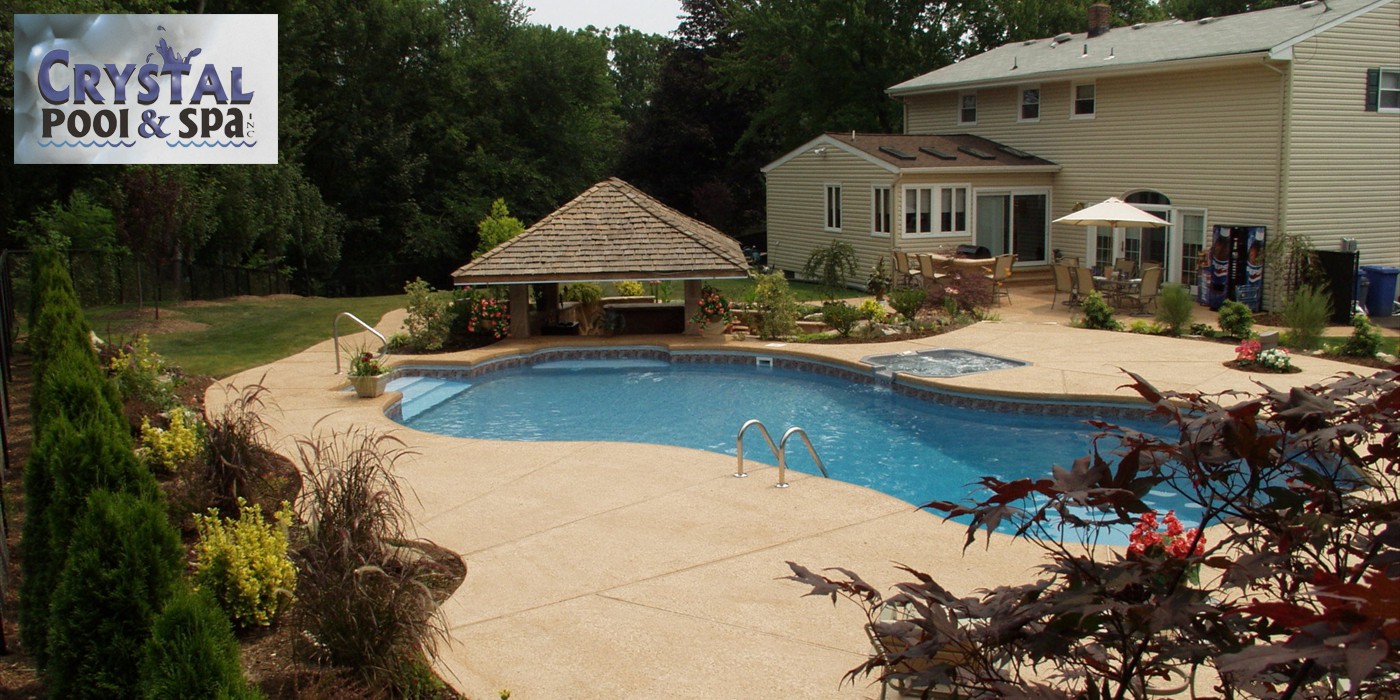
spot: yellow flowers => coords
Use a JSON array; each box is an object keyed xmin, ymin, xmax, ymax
[{"xmin": 192, "ymin": 499, "xmax": 297, "ymax": 628}]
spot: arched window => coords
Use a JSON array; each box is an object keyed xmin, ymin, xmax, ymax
[{"xmin": 1124, "ymin": 190, "xmax": 1171, "ymax": 206}]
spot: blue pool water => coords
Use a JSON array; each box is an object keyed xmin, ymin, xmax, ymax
[{"xmin": 392, "ymin": 358, "xmax": 1187, "ymax": 541}]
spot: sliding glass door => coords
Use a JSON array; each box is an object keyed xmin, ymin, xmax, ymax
[{"xmin": 974, "ymin": 191, "xmax": 1048, "ymax": 263}]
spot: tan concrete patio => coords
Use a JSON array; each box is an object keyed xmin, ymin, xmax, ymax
[{"xmin": 212, "ymin": 292, "xmax": 1389, "ymax": 699}]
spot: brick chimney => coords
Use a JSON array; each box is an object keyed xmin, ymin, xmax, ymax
[{"xmin": 1088, "ymin": 2, "xmax": 1111, "ymax": 37}]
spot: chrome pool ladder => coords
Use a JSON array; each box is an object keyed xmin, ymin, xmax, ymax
[
  {"xmin": 735, "ymin": 419, "xmax": 829, "ymax": 488},
  {"xmin": 333, "ymin": 312, "xmax": 388, "ymax": 374}
]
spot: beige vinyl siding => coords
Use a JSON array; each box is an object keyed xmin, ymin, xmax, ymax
[
  {"xmin": 1284, "ymin": 0, "xmax": 1400, "ymax": 268},
  {"xmin": 902, "ymin": 63, "xmax": 1286, "ymax": 265},
  {"xmin": 765, "ymin": 148, "xmax": 896, "ymax": 281}
]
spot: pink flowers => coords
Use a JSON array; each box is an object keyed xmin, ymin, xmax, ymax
[
  {"xmin": 1128, "ymin": 510, "xmax": 1204, "ymax": 560},
  {"xmin": 1234, "ymin": 338, "xmax": 1262, "ymax": 362},
  {"xmin": 690, "ymin": 285, "xmax": 733, "ymax": 329},
  {"xmin": 465, "ymin": 297, "xmax": 510, "ymax": 339}
]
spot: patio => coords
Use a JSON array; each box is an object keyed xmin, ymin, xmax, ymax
[{"xmin": 210, "ymin": 291, "xmax": 1393, "ymax": 699}]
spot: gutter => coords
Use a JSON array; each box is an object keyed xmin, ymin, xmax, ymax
[{"xmin": 887, "ymin": 52, "xmax": 1267, "ymax": 97}]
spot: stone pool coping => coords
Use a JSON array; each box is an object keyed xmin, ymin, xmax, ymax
[{"xmin": 211, "ymin": 312, "xmax": 1371, "ymax": 699}]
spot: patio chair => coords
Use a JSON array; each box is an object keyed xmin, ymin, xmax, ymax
[
  {"xmin": 917, "ymin": 254, "xmax": 950, "ymax": 288},
  {"xmin": 987, "ymin": 254, "xmax": 1015, "ymax": 305},
  {"xmin": 866, "ymin": 606, "xmax": 972, "ymax": 700},
  {"xmin": 893, "ymin": 251, "xmax": 921, "ymax": 287},
  {"xmin": 1058, "ymin": 255, "xmax": 1080, "ymax": 268},
  {"xmin": 1121, "ymin": 265, "xmax": 1163, "ymax": 315},
  {"xmin": 1113, "ymin": 258, "xmax": 1137, "ymax": 279},
  {"xmin": 1075, "ymin": 267, "xmax": 1100, "ymax": 304},
  {"xmin": 1052, "ymin": 264, "xmax": 1075, "ymax": 307}
]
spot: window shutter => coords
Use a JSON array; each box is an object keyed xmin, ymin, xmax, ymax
[{"xmin": 1365, "ymin": 68, "xmax": 1379, "ymax": 111}]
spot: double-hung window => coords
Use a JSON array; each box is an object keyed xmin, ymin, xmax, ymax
[
  {"xmin": 958, "ymin": 92, "xmax": 977, "ymax": 124},
  {"xmin": 1072, "ymin": 82, "xmax": 1095, "ymax": 118},
  {"xmin": 1019, "ymin": 86, "xmax": 1040, "ymax": 122},
  {"xmin": 872, "ymin": 186, "xmax": 892, "ymax": 236},
  {"xmin": 1367, "ymin": 68, "xmax": 1399, "ymax": 113},
  {"xmin": 903, "ymin": 185, "xmax": 968, "ymax": 236},
  {"xmin": 824, "ymin": 184, "xmax": 842, "ymax": 231}
]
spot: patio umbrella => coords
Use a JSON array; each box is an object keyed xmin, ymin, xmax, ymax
[{"xmin": 1054, "ymin": 197, "xmax": 1170, "ymax": 228}]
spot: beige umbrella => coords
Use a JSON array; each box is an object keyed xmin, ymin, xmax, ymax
[{"xmin": 1054, "ymin": 197, "xmax": 1170, "ymax": 228}]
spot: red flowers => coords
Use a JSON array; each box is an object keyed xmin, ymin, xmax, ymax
[
  {"xmin": 1128, "ymin": 510, "xmax": 1204, "ymax": 559},
  {"xmin": 465, "ymin": 297, "xmax": 510, "ymax": 339},
  {"xmin": 1234, "ymin": 338, "xmax": 1262, "ymax": 362},
  {"xmin": 690, "ymin": 285, "xmax": 733, "ymax": 329}
]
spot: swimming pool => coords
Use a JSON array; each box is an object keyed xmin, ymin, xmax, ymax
[{"xmin": 390, "ymin": 349, "xmax": 1189, "ymax": 541}]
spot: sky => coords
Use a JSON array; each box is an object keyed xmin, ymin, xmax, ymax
[{"xmin": 521, "ymin": 0, "xmax": 685, "ymax": 36}]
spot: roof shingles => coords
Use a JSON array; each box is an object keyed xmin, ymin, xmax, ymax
[{"xmin": 452, "ymin": 178, "xmax": 749, "ymax": 285}]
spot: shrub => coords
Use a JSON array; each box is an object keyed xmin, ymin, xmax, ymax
[
  {"xmin": 801, "ymin": 240, "xmax": 858, "ymax": 297},
  {"xmin": 1217, "ymin": 299, "xmax": 1255, "ymax": 339},
  {"xmin": 457, "ymin": 294, "xmax": 510, "ymax": 340},
  {"xmin": 205, "ymin": 380, "xmax": 276, "ymax": 517},
  {"xmin": 293, "ymin": 429, "xmax": 448, "ymax": 692},
  {"xmin": 1079, "ymin": 291, "xmax": 1120, "ymax": 330},
  {"xmin": 821, "ymin": 302, "xmax": 861, "ymax": 337},
  {"xmin": 564, "ymin": 283, "xmax": 604, "ymax": 334},
  {"xmin": 192, "ymin": 499, "xmax": 297, "ymax": 628},
  {"xmin": 1154, "ymin": 283, "xmax": 1193, "ymax": 336},
  {"xmin": 48, "ymin": 490, "xmax": 184, "ymax": 700},
  {"xmin": 1189, "ymin": 322, "xmax": 1218, "ymax": 338},
  {"xmin": 31, "ymin": 344, "xmax": 122, "ymax": 440},
  {"xmin": 866, "ymin": 258, "xmax": 890, "ymax": 298},
  {"xmin": 402, "ymin": 278, "xmax": 452, "ymax": 351},
  {"xmin": 1282, "ymin": 284, "xmax": 1332, "ymax": 350},
  {"xmin": 928, "ymin": 269, "xmax": 994, "ymax": 319},
  {"xmin": 107, "ymin": 334, "xmax": 179, "ymax": 411},
  {"xmin": 140, "ymin": 584, "xmax": 264, "ymax": 700},
  {"xmin": 613, "ymin": 280, "xmax": 645, "ymax": 296},
  {"xmin": 47, "ymin": 410, "xmax": 156, "ymax": 569},
  {"xmin": 649, "ymin": 279, "xmax": 675, "ymax": 303},
  {"xmin": 1127, "ymin": 319, "xmax": 1163, "ymax": 335},
  {"xmin": 139, "ymin": 408, "xmax": 204, "ymax": 475},
  {"xmin": 19, "ymin": 420, "xmax": 62, "ymax": 668},
  {"xmin": 789, "ymin": 368, "xmax": 1400, "ymax": 698},
  {"xmin": 748, "ymin": 271, "xmax": 800, "ymax": 339},
  {"xmin": 858, "ymin": 299, "xmax": 887, "ymax": 323},
  {"xmin": 888, "ymin": 287, "xmax": 927, "ymax": 325},
  {"xmin": 1338, "ymin": 313, "xmax": 1384, "ymax": 357}
]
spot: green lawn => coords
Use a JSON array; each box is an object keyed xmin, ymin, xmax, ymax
[
  {"xmin": 708, "ymin": 278, "xmax": 866, "ymax": 303},
  {"xmin": 86, "ymin": 295, "xmax": 405, "ymax": 378}
]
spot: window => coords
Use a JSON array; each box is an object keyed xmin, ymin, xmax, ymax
[
  {"xmin": 903, "ymin": 185, "xmax": 968, "ymax": 236},
  {"xmin": 958, "ymin": 92, "xmax": 977, "ymax": 124},
  {"xmin": 1072, "ymin": 82, "xmax": 1095, "ymax": 118},
  {"xmin": 872, "ymin": 187, "xmax": 891, "ymax": 236},
  {"xmin": 940, "ymin": 187, "xmax": 968, "ymax": 233},
  {"xmin": 1367, "ymin": 68, "xmax": 1400, "ymax": 112},
  {"xmin": 824, "ymin": 184, "xmax": 842, "ymax": 231},
  {"xmin": 1019, "ymin": 86, "xmax": 1040, "ymax": 122}
]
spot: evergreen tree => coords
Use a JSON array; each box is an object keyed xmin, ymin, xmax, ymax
[{"xmin": 140, "ymin": 585, "xmax": 265, "ymax": 700}]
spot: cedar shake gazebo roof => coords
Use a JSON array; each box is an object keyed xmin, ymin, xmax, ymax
[{"xmin": 451, "ymin": 178, "xmax": 749, "ymax": 286}]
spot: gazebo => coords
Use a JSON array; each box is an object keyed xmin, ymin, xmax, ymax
[{"xmin": 451, "ymin": 178, "xmax": 751, "ymax": 338}]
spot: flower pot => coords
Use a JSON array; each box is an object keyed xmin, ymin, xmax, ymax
[{"xmin": 349, "ymin": 373, "xmax": 389, "ymax": 398}]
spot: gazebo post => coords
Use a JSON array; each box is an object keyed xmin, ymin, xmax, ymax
[
  {"xmin": 508, "ymin": 284, "xmax": 531, "ymax": 339},
  {"xmin": 541, "ymin": 283, "xmax": 561, "ymax": 326},
  {"xmin": 683, "ymin": 279, "xmax": 702, "ymax": 336}
]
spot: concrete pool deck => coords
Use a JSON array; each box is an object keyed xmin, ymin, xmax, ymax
[{"xmin": 212, "ymin": 312, "xmax": 1384, "ymax": 699}]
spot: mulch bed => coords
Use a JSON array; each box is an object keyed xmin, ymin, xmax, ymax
[{"xmin": 1223, "ymin": 359, "xmax": 1303, "ymax": 374}]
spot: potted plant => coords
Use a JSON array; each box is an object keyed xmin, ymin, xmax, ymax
[
  {"xmin": 347, "ymin": 349, "xmax": 390, "ymax": 398},
  {"xmin": 690, "ymin": 285, "xmax": 734, "ymax": 335},
  {"xmin": 867, "ymin": 258, "xmax": 891, "ymax": 301}
]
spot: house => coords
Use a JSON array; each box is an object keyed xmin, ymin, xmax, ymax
[{"xmin": 763, "ymin": 0, "xmax": 1400, "ymax": 306}]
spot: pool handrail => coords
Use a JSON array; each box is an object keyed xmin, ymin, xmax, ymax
[
  {"xmin": 333, "ymin": 312, "xmax": 388, "ymax": 374},
  {"xmin": 735, "ymin": 419, "xmax": 828, "ymax": 488}
]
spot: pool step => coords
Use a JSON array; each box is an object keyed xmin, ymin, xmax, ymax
[{"xmin": 388, "ymin": 377, "xmax": 472, "ymax": 421}]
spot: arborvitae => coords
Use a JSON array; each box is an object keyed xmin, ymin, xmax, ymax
[
  {"xmin": 30, "ymin": 344, "xmax": 119, "ymax": 435},
  {"xmin": 140, "ymin": 585, "xmax": 265, "ymax": 700},
  {"xmin": 47, "ymin": 409, "xmax": 156, "ymax": 570},
  {"xmin": 17, "ymin": 416, "xmax": 65, "ymax": 669},
  {"xmin": 47, "ymin": 490, "xmax": 184, "ymax": 700}
]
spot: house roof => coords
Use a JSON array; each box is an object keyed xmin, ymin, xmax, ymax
[
  {"xmin": 451, "ymin": 178, "xmax": 749, "ymax": 285},
  {"xmin": 889, "ymin": 0, "xmax": 1391, "ymax": 95},
  {"xmin": 761, "ymin": 132, "xmax": 1059, "ymax": 174}
]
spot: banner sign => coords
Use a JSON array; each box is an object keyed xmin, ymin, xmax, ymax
[{"xmin": 13, "ymin": 14, "xmax": 277, "ymax": 164}]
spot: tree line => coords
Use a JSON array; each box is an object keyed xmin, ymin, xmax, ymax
[{"xmin": 2, "ymin": 0, "xmax": 1270, "ymax": 297}]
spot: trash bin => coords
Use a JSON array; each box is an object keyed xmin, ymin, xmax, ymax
[{"xmin": 1360, "ymin": 265, "xmax": 1400, "ymax": 316}]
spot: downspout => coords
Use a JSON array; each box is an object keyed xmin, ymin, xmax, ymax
[{"xmin": 1263, "ymin": 57, "xmax": 1290, "ymax": 310}]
